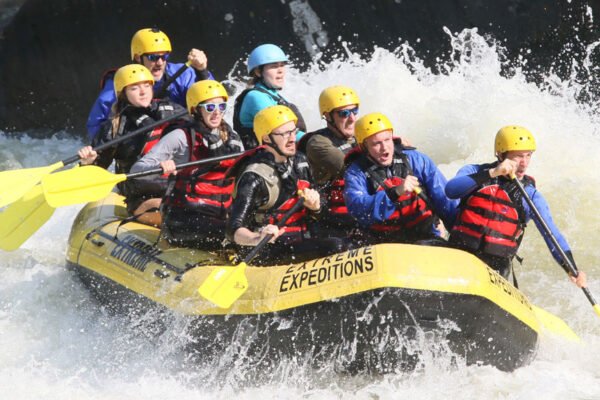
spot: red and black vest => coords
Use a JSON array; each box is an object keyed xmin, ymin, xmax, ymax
[
  {"xmin": 140, "ymin": 121, "xmax": 186, "ymax": 156},
  {"xmin": 450, "ymin": 169, "xmax": 534, "ymax": 258},
  {"xmin": 299, "ymin": 128, "xmax": 355, "ymax": 221},
  {"xmin": 172, "ymin": 127, "xmax": 237, "ymax": 219},
  {"xmin": 345, "ymin": 141, "xmax": 435, "ymax": 234},
  {"xmin": 230, "ymin": 147, "xmax": 312, "ymax": 235},
  {"xmin": 260, "ymin": 178, "xmax": 310, "ymax": 234}
]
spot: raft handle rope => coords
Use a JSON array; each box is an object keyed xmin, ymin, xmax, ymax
[{"xmin": 94, "ymin": 229, "xmax": 188, "ymax": 280}]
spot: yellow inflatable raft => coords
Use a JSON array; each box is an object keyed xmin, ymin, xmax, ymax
[{"xmin": 66, "ymin": 192, "xmax": 547, "ymax": 372}]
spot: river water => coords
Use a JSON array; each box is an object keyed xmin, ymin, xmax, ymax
[{"xmin": 1, "ymin": 29, "xmax": 600, "ymax": 399}]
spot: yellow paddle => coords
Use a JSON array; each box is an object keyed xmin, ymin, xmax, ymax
[
  {"xmin": 0, "ymin": 153, "xmax": 241, "ymax": 252},
  {"xmin": 198, "ymin": 196, "xmax": 307, "ymax": 308},
  {"xmin": 0, "ymin": 184, "xmax": 55, "ymax": 251},
  {"xmin": 532, "ymin": 305, "xmax": 580, "ymax": 342},
  {"xmin": 41, "ymin": 153, "xmax": 241, "ymax": 208},
  {"xmin": 511, "ymin": 173, "xmax": 600, "ymax": 318},
  {"xmin": 0, "ymin": 109, "xmax": 188, "ymax": 209}
]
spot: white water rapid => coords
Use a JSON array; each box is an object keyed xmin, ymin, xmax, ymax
[{"xmin": 1, "ymin": 29, "xmax": 600, "ymax": 399}]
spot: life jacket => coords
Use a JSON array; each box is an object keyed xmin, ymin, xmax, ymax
[
  {"xmin": 172, "ymin": 124, "xmax": 240, "ymax": 219},
  {"xmin": 230, "ymin": 148, "xmax": 311, "ymax": 234},
  {"xmin": 99, "ymin": 68, "xmax": 118, "ymax": 90},
  {"xmin": 140, "ymin": 120, "xmax": 189, "ymax": 156},
  {"xmin": 299, "ymin": 127, "xmax": 355, "ymax": 222},
  {"xmin": 450, "ymin": 166, "xmax": 534, "ymax": 258},
  {"xmin": 345, "ymin": 141, "xmax": 435, "ymax": 234},
  {"xmin": 232, "ymin": 85, "xmax": 308, "ymax": 149}
]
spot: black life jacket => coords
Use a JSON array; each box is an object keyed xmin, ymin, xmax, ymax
[
  {"xmin": 232, "ymin": 86, "xmax": 308, "ymax": 150},
  {"xmin": 100, "ymin": 68, "xmax": 118, "ymax": 90},
  {"xmin": 450, "ymin": 164, "xmax": 535, "ymax": 258},
  {"xmin": 230, "ymin": 148, "xmax": 312, "ymax": 234},
  {"xmin": 172, "ymin": 123, "xmax": 240, "ymax": 219},
  {"xmin": 344, "ymin": 140, "xmax": 435, "ymax": 235},
  {"xmin": 93, "ymin": 100, "xmax": 189, "ymax": 176}
]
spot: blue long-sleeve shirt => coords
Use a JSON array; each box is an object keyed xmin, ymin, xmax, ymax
[
  {"xmin": 344, "ymin": 149, "xmax": 458, "ymax": 233},
  {"xmin": 86, "ymin": 63, "xmax": 214, "ymax": 138},
  {"xmin": 445, "ymin": 163, "xmax": 570, "ymax": 264},
  {"xmin": 238, "ymin": 82, "xmax": 306, "ymax": 141}
]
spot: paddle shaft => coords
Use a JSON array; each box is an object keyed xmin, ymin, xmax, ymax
[
  {"xmin": 243, "ymin": 197, "xmax": 306, "ymax": 264},
  {"xmin": 154, "ymin": 61, "xmax": 192, "ymax": 100},
  {"xmin": 60, "ymin": 109, "xmax": 189, "ymax": 165},
  {"xmin": 125, "ymin": 152, "xmax": 242, "ymax": 180},
  {"xmin": 512, "ymin": 176, "xmax": 599, "ymax": 309}
]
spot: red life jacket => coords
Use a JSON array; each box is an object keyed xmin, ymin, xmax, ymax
[
  {"xmin": 369, "ymin": 176, "xmax": 434, "ymax": 232},
  {"xmin": 171, "ymin": 128, "xmax": 238, "ymax": 218},
  {"xmin": 257, "ymin": 179, "xmax": 310, "ymax": 233},
  {"xmin": 450, "ymin": 175, "xmax": 534, "ymax": 257},
  {"xmin": 346, "ymin": 142, "xmax": 435, "ymax": 233},
  {"xmin": 300, "ymin": 127, "xmax": 355, "ymax": 218},
  {"xmin": 140, "ymin": 121, "xmax": 186, "ymax": 156}
]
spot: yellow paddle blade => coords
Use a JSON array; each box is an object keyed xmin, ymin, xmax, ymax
[
  {"xmin": 41, "ymin": 165, "xmax": 127, "ymax": 207},
  {"xmin": 532, "ymin": 305, "xmax": 580, "ymax": 342},
  {"xmin": 594, "ymin": 304, "xmax": 600, "ymax": 318},
  {"xmin": 0, "ymin": 161, "xmax": 64, "ymax": 208},
  {"xmin": 0, "ymin": 185, "xmax": 55, "ymax": 251},
  {"xmin": 198, "ymin": 262, "xmax": 249, "ymax": 308}
]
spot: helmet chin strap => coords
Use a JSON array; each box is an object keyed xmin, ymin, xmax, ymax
[
  {"xmin": 326, "ymin": 115, "xmax": 356, "ymax": 142},
  {"xmin": 265, "ymin": 134, "xmax": 287, "ymax": 157},
  {"xmin": 326, "ymin": 118, "xmax": 347, "ymax": 139},
  {"xmin": 259, "ymin": 77, "xmax": 282, "ymax": 91}
]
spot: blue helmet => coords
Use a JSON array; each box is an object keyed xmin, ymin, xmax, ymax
[{"xmin": 246, "ymin": 44, "xmax": 288, "ymax": 74}]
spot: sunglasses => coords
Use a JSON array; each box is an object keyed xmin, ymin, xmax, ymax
[
  {"xmin": 335, "ymin": 107, "xmax": 359, "ymax": 118},
  {"xmin": 198, "ymin": 102, "xmax": 227, "ymax": 113},
  {"xmin": 145, "ymin": 53, "xmax": 170, "ymax": 62},
  {"xmin": 270, "ymin": 127, "xmax": 299, "ymax": 139}
]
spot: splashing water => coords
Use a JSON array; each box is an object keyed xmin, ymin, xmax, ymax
[{"xmin": 2, "ymin": 28, "xmax": 600, "ymax": 399}]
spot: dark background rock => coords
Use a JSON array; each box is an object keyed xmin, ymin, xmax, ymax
[{"xmin": 0, "ymin": 0, "xmax": 599, "ymax": 136}]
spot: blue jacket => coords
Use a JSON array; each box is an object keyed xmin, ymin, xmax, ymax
[
  {"xmin": 344, "ymin": 148, "xmax": 458, "ymax": 233},
  {"xmin": 86, "ymin": 63, "xmax": 214, "ymax": 138},
  {"xmin": 238, "ymin": 82, "xmax": 307, "ymax": 141},
  {"xmin": 445, "ymin": 163, "xmax": 571, "ymax": 264}
]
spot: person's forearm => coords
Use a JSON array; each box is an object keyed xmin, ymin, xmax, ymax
[{"xmin": 233, "ymin": 227, "xmax": 262, "ymax": 246}]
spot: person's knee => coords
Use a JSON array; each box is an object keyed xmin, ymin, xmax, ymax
[{"xmin": 137, "ymin": 198, "xmax": 162, "ymax": 212}]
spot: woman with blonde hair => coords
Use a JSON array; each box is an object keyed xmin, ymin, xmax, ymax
[{"xmin": 78, "ymin": 64, "xmax": 189, "ymax": 223}]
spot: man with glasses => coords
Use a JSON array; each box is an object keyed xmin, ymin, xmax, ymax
[
  {"xmin": 86, "ymin": 28, "xmax": 215, "ymax": 138},
  {"xmin": 344, "ymin": 112, "xmax": 458, "ymax": 245},
  {"xmin": 225, "ymin": 105, "xmax": 347, "ymax": 265}
]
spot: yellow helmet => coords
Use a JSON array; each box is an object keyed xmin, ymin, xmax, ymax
[
  {"xmin": 186, "ymin": 81, "xmax": 229, "ymax": 113},
  {"xmin": 318, "ymin": 85, "xmax": 360, "ymax": 116},
  {"xmin": 494, "ymin": 125, "xmax": 536, "ymax": 154},
  {"xmin": 113, "ymin": 64, "xmax": 154, "ymax": 97},
  {"xmin": 253, "ymin": 105, "xmax": 298, "ymax": 144},
  {"xmin": 354, "ymin": 112, "xmax": 393, "ymax": 145},
  {"xmin": 130, "ymin": 28, "xmax": 172, "ymax": 60}
]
